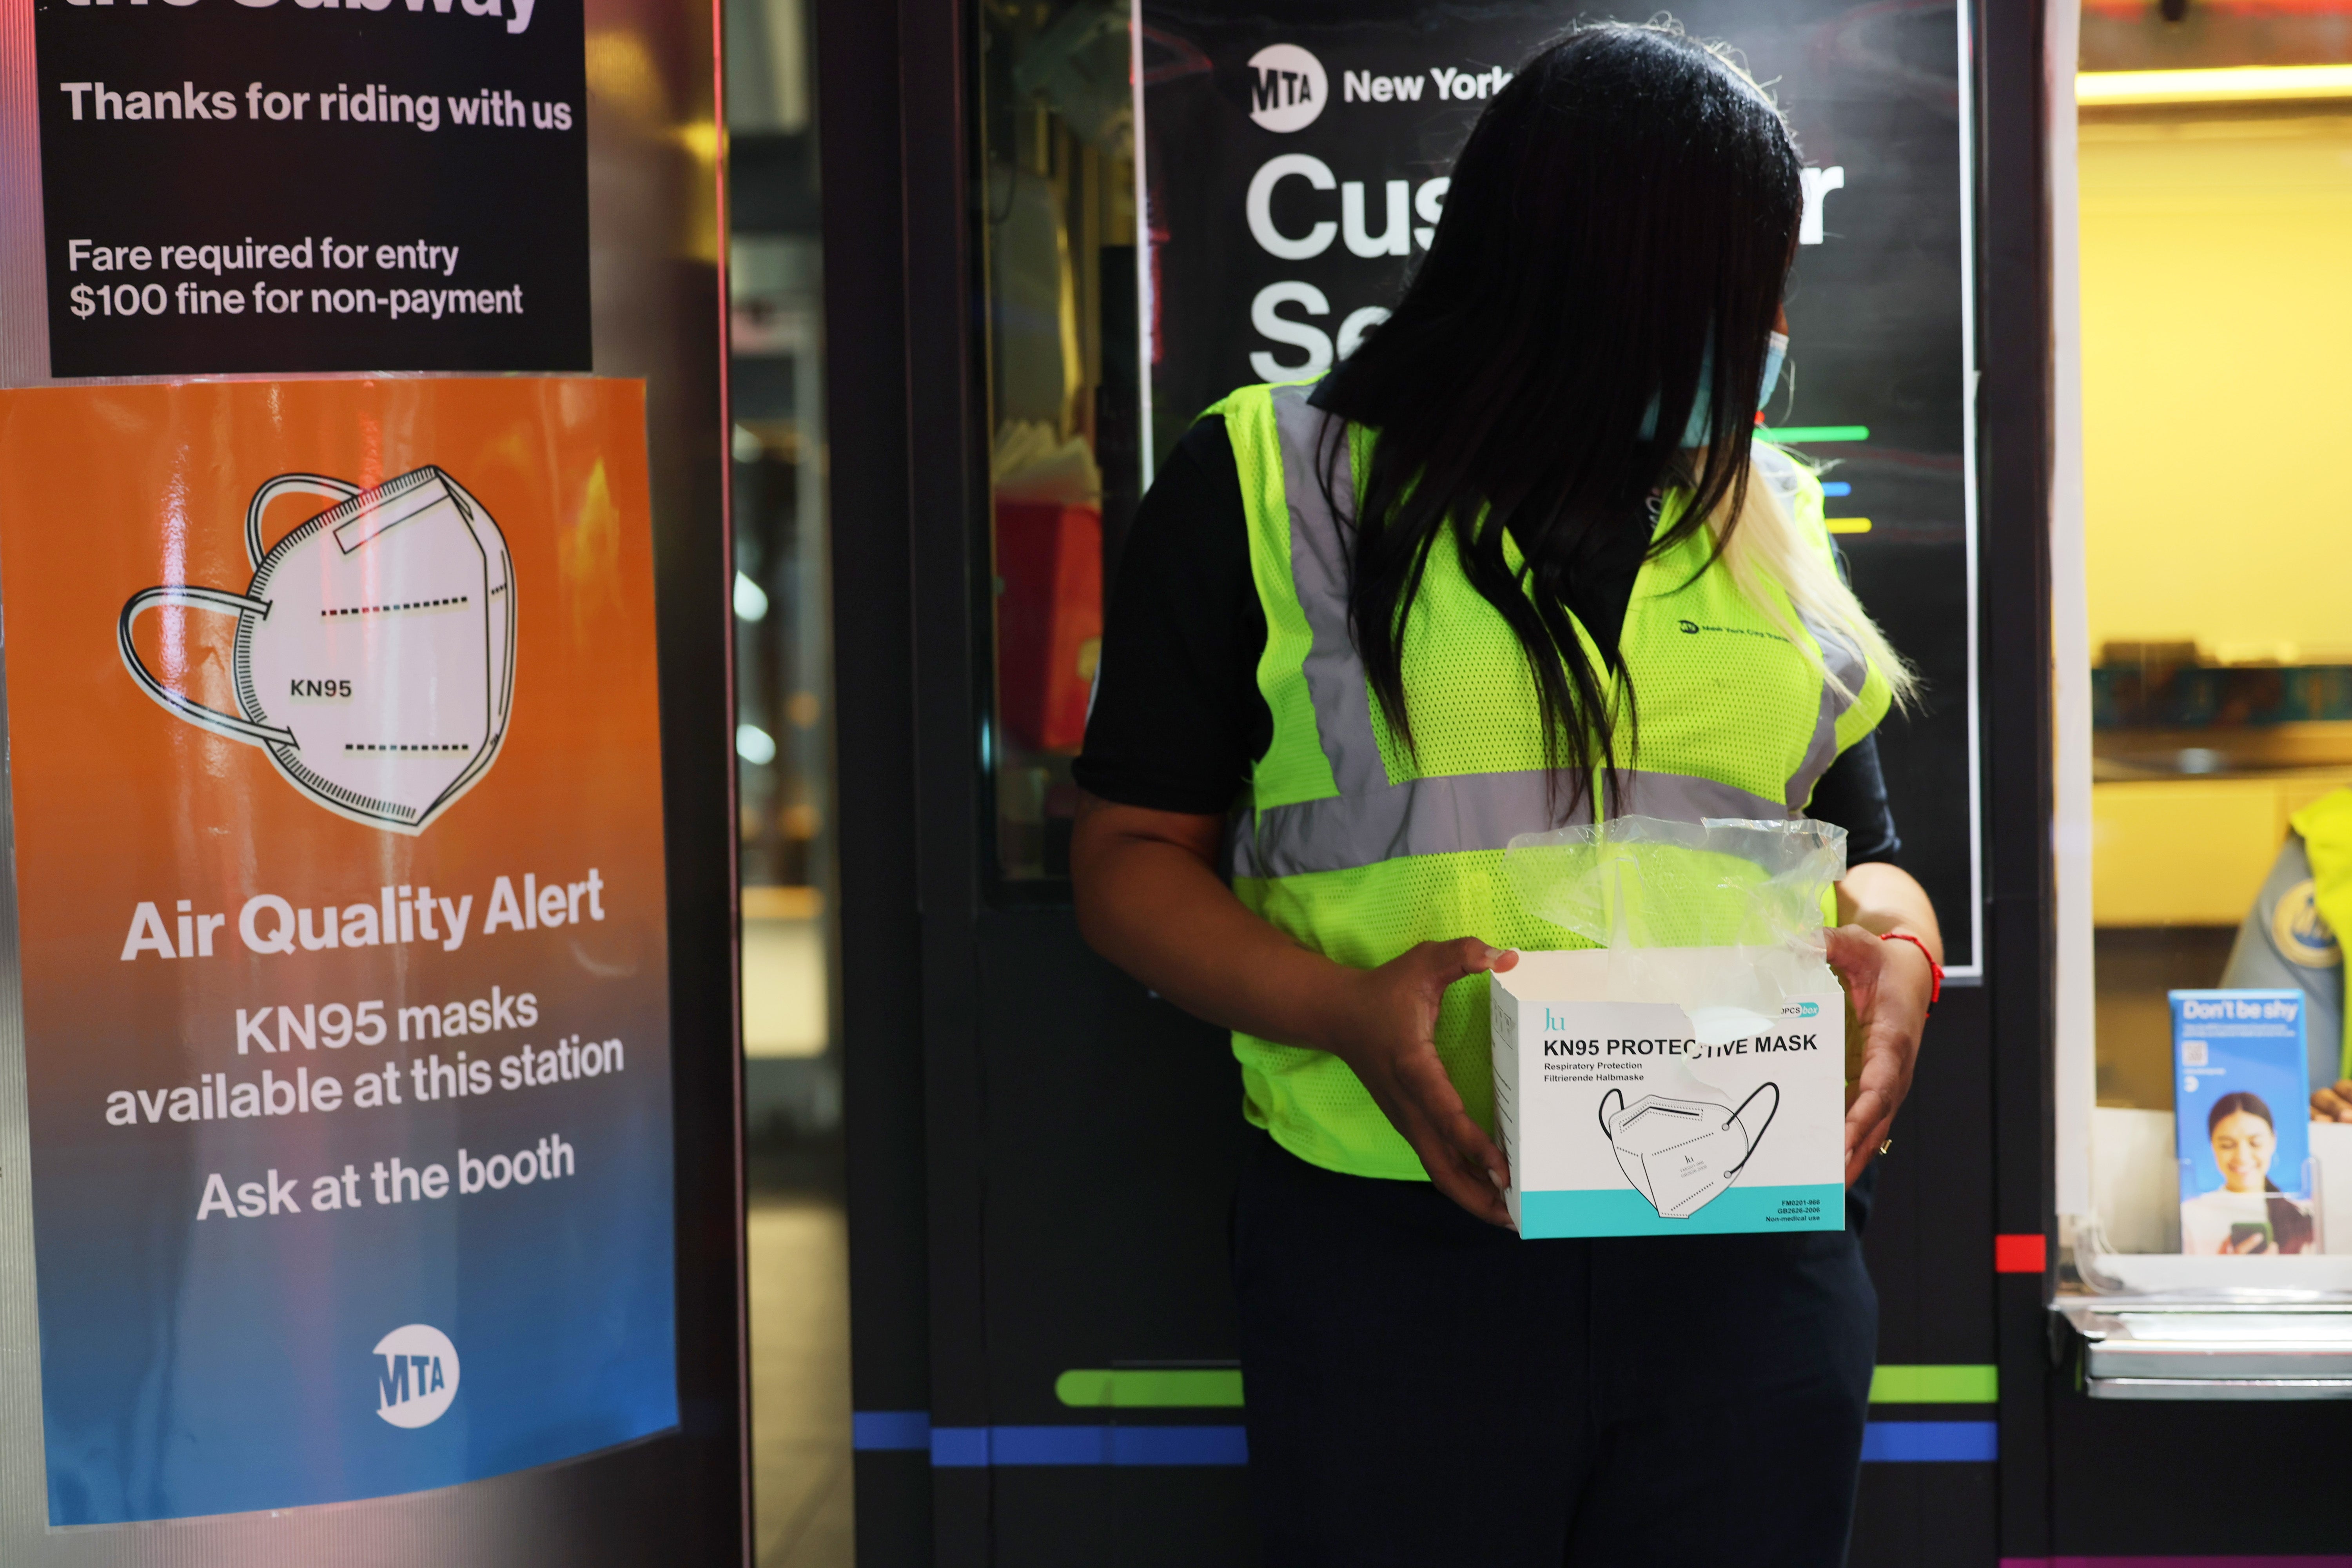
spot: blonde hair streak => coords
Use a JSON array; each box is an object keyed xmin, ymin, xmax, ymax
[{"xmin": 1710, "ymin": 449, "xmax": 1922, "ymax": 711}]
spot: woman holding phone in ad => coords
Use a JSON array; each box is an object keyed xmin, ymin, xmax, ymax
[
  {"xmin": 1071, "ymin": 22, "xmax": 1941, "ymax": 1567},
  {"xmin": 2182, "ymin": 1091, "xmax": 2316, "ymax": 1255}
]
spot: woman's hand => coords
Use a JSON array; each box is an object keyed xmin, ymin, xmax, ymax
[
  {"xmin": 2312, "ymin": 1080, "xmax": 2352, "ymax": 1122},
  {"xmin": 1830, "ymin": 862, "xmax": 1943, "ymax": 1186},
  {"xmin": 1315, "ymin": 940, "xmax": 1520, "ymax": 1229},
  {"xmin": 1827, "ymin": 924, "xmax": 1935, "ymax": 1186}
]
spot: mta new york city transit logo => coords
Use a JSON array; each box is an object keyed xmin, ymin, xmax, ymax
[
  {"xmin": 2274, "ymin": 879, "xmax": 2341, "ymax": 969},
  {"xmin": 374, "ymin": 1323, "xmax": 461, "ymax": 1428},
  {"xmin": 1247, "ymin": 44, "xmax": 1326, "ymax": 132}
]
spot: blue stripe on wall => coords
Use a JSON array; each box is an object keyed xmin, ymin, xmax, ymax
[
  {"xmin": 933, "ymin": 1425, "xmax": 1249, "ymax": 1466},
  {"xmin": 859, "ymin": 1412, "xmax": 1991, "ymax": 1466},
  {"xmin": 854, "ymin": 1415, "xmax": 1247, "ymax": 1465},
  {"xmin": 930, "ymin": 1426, "xmax": 989, "ymax": 1467},
  {"xmin": 851, "ymin": 1410, "xmax": 930, "ymax": 1452},
  {"xmin": 1108, "ymin": 1426, "xmax": 1251, "ymax": 1465},
  {"xmin": 1862, "ymin": 1420, "xmax": 1998, "ymax": 1462}
]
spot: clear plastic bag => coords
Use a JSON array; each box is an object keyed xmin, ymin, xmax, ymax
[{"xmin": 1501, "ymin": 815, "xmax": 1848, "ymax": 1044}]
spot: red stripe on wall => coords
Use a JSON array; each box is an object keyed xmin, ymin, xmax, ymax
[{"xmin": 1994, "ymin": 1233, "xmax": 2046, "ymax": 1273}]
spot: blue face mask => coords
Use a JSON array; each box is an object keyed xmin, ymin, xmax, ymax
[
  {"xmin": 1758, "ymin": 330, "xmax": 1788, "ymax": 415},
  {"xmin": 1639, "ymin": 330, "xmax": 1790, "ymax": 446}
]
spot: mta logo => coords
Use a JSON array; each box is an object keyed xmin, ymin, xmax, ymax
[
  {"xmin": 374, "ymin": 1323, "xmax": 461, "ymax": 1428},
  {"xmin": 1246, "ymin": 44, "xmax": 1326, "ymax": 132}
]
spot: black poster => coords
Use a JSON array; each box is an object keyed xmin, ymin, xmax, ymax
[
  {"xmin": 33, "ymin": 0, "xmax": 590, "ymax": 376},
  {"xmin": 1139, "ymin": 1, "xmax": 1982, "ymax": 969}
]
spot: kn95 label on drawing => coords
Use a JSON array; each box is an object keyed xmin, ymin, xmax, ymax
[
  {"xmin": 31, "ymin": 0, "xmax": 589, "ymax": 376},
  {"xmin": 0, "ymin": 378, "xmax": 673, "ymax": 1525},
  {"xmin": 1491, "ymin": 949, "xmax": 1847, "ymax": 1238}
]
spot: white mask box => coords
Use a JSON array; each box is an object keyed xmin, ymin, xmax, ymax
[{"xmin": 1490, "ymin": 947, "xmax": 1848, "ymax": 1237}]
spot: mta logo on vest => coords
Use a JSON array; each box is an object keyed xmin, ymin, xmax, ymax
[
  {"xmin": 2274, "ymin": 879, "xmax": 2342, "ymax": 969},
  {"xmin": 374, "ymin": 1323, "xmax": 461, "ymax": 1428},
  {"xmin": 1247, "ymin": 44, "xmax": 1326, "ymax": 132}
]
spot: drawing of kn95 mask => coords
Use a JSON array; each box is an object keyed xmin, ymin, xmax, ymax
[
  {"xmin": 118, "ymin": 467, "xmax": 515, "ymax": 835},
  {"xmin": 1598, "ymin": 1083, "xmax": 1779, "ymax": 1219}
]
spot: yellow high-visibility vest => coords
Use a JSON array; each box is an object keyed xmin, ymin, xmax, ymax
[{"xmin": 1217, "ymin": 381, "xmax": 1893, "ymax": 1180}]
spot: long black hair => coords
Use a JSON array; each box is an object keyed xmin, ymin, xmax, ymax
[
  {"xmin": 1315, "ymin": 22, "xmax": 1803, "ymax": 815},
  {"xmin": 2205, "ymin": 1091, "xmax": 2316, "ymax": 1252}
]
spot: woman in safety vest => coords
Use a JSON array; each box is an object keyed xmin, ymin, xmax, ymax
[{"xmin": 1071, "ymin": 22, "xmax": 1943, "ymax": 1566}]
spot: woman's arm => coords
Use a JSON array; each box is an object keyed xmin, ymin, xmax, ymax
[
  {"xmin": 1830, "ymin": 861, "xmax": 1942, "ymax": 1184},
  {"xmin": 1071, "ymin": 793, "xmax": 1517, "ymax": 1225}
]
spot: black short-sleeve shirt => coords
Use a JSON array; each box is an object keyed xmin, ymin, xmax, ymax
[{"xmin": 1073, "ymin": 415, "xmax": 1900, "ymax": 864}]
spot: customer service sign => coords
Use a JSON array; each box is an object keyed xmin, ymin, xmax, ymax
[{"xmin": 0, "ymin": 378, "xmax": 677, "ymax": 1524}]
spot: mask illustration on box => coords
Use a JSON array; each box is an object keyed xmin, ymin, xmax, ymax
[
  {"xmin": 118, "ymin": 467, "xmax": 515, "ymax": 834},
  {"xmin": 1599, "ymin": 1083, "xmax": 1779, "ymax": 1218}
]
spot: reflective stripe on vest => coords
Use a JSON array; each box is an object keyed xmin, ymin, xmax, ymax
[
  {"xmin": 1754, "ymin": 448, "xmax": 1872, "ymax": 812},
  {"xmin": 1232, "ymin": 383, "xmax": 1871, "ymax": 881}
]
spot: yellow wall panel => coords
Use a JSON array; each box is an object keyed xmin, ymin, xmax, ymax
[
  {"xmin": 2080, "ymin": 116, "xmax": 2352, "ymax": 662},
  {"xmin": 2092, "ymin": 778, "xmax": 2285, "ymax": 926}
]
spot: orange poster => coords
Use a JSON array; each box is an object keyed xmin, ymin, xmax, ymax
[{"xmin": 0, "ymin": 378, "xmax": 675, "ymax": 1523}]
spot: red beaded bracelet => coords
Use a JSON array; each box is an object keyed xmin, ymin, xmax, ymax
[{"xmin": 1880, "ymin": 931, "xmax": 1943, "ymax": 1007}]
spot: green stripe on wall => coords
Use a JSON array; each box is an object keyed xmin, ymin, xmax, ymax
[
  {"xmin": 1758, "ymin": 424, "xmax": 1871, "ymax": 443},
  {"xmin": 1869, "ymin": 1364, "xmax": 1998, "ymax": 1404},
  {"xmin": 1053, "ymin": 1363, "xmax": 1991, "ymax": 1410},
  {"xmin": 1055, "ymin": 1369, "xmax": 1246, "ymax": 1408}
]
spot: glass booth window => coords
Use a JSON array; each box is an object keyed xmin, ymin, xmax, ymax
[
  {"xmin": 978, "ymin": 0, "xmax": 1140, "ymax": 882},
  {"xmin": 2078, "ymin": 2, "xmax": 2352, "ymax": 1264}
]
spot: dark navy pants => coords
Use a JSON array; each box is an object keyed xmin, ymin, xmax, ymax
[{"xmin": 1233, "ymin": 1131, "xmax": 1878, "ymax": 1568}]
